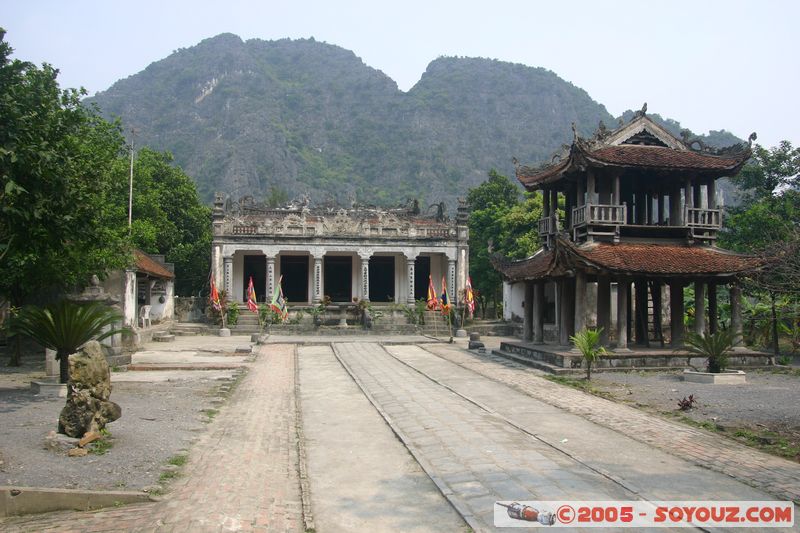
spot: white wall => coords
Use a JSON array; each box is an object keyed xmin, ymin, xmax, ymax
[{"xmin": 503, "ymin": 281, "xmax": 526, "ymax": 321}]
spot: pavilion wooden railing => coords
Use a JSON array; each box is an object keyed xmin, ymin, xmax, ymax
[
  {"xmin": 684, "ymin": 206, "xmax": 722, "ymax": 229},
  {"xmin": 538, "ymin": 216, "xmax": 553, "ymax": 238},
  {"xmin": 571, "ymin": 203, "xmax": 626, "ymax": 227}
]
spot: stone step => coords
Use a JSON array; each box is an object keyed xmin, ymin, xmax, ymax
[
  {"xmin": 172, "ymin": 330, "xmax": 197, "ymax": 336},
  {"xmin": 491, "ymin": 349, "xmax": 577, "ymax": 375},
  {"xmin": 152, "ymin": 334, "xmax": 176, "ymax": 343}
]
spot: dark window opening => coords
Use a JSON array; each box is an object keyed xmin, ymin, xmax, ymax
[
  {"xmin": 414, "ymin": 256, "xmax": 431, "ymax": 301},
  {"xmin": 242, "ymin": 256, "xmax": 267, "ymax": 302},
  {"xmin": 369, "ymin": 256, "xmax": 395, "ymax": 302},
  {"xmin": 280, "ymin": 256, "xmax": 309, "ymax": 304},
  {"xmin": 324, "ymin": 256, "xmax": 352, "ymax": 303}
]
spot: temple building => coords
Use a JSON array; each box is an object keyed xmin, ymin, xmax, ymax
[
  {"xmin": 211, "ymin": 194, "xmax": 469, "ymax": 307},
  {"xmin": 493, "ymin": 108, "xmax": 763, "ymax": 359}
]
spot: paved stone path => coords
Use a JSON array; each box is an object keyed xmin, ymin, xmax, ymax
[
  {"xmin": 333, "ymin": 342, "xmax": 649, "ymax": 532},
  {"xmin": 1, "ymin": 344, "xmax": 302, "ymax": 532},
  {"xmin": 418, "ymin": 342, "xmax": 800, "ymax": 504},
  {"xmin": 298, "ymin": 345, "xmax": 466, "ymax": 532}
]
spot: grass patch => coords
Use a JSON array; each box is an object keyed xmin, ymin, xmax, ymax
[
  {"xmin": 159, "ymin": 470, "xmax": 179, "ymax": 483},
  {"xmin": 543, "ymin": 374, "xmax": 614, "ymax": 399},
  {"xmin": 201, "ymin": 408, "xmax": 219, "ymax": 422},
  {"xmin": 168, "ymin": 454, "xmax": 188, "ymax": 467},
  {"xmin": 88, "ymin": 430, "xmax": 114, "ymax": 455}
]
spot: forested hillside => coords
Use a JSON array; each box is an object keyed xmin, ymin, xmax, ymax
[{"xmin": 89, "ymin": 33, "xmax": 740, "ymax": 207}]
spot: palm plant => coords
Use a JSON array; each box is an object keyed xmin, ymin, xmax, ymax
[
  {"xmin": 570, "ymin": 327, "xmax": 607, "ymax": 380},
  {"xmin": 12, "ymin": 300, "xmax": 123, "ymax": 383},
  {"xmin": 683, "ymin": 329, "xmax": 736, "ymax": 373}
]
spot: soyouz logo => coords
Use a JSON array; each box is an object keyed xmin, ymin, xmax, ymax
[{"xmin": 494, "ymin": 501, "xmax": 794, "ymax": 528}]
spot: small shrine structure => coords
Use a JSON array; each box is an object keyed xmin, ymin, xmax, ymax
[
  {"xmin": 493, "ymin": 107, "xmax": 764, "ymax": 367},
  {"xmin": 211, "ymin": 195, "xmax": 469, "ymax": 307}
]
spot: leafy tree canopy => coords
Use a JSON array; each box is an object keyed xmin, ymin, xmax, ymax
[
  {"xmin": 0, "ymin": 28, "xmax": 130, "ymax": 304},
  {"xmin": 466, "ymin": 170, "xmax": 542, "ymax": 314}
]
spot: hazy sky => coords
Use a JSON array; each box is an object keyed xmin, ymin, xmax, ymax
[{"xmin": 5, "ymin": 0, "xmax": 799, "ymax": 148}]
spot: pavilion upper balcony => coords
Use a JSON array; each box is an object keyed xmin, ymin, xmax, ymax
[{"xmin": 538, "ymin": 203, "xmax": 721, "ymax": 245}]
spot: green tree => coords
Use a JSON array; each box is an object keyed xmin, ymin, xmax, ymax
[
  {"xmin": 118, "ymin": 148, "xmax": 212, "ymax": 295},
  {"xmin": 12, "ymin": 300, "xmax": 122, "ymax": 383},
  {"xmin": 467, "ymin": 170, "xmax": 541, "ymax": 317},
  {"xmin": 722, "ymin": 141, "xmax": 800, "ymax": 356},
  {"xmin": 0, "ymin": 29, "xmax": 131, "ymax": 364}
]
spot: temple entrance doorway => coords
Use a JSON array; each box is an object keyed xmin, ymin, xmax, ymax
[
  {"xmin": 280, "ymin": 256, "xmax": 309, "ymax": 304},
  {"xmin": 242, "ymin": 256, "xmax": 266, "ymax": 302},
  {"xmin": 369, "ymin": 256, "xmax": 395, "ymax": 302},
  {"xmin": 324, "ymin": 256, "xmax": 352, "ymax": 302},
  {"xmin": 414, "ymin": 256, "xmax": 431, "ymax": 301}
]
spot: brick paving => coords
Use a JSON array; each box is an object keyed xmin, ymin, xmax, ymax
[
  {"xmin": 418, "ymin": 342, "xmax": 800, "ymax": 504},
  {"xmin": 1, "ymin": 344, "xmax": 303, "ymax": 532}
]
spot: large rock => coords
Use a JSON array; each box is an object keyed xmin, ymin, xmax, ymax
[{"xmin": 58, "ymin": 341, "xmax": 122, "ymax": 437}]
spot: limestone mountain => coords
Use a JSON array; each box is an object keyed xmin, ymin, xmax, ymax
[{"xmin": 88, "ymin": 33, "xmax": 739, "ymax": 207}]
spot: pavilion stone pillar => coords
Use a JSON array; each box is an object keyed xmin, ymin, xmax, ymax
[
  {"xmin": 359, "ymin": 253, "xmax": 370, "ymax": 301},
  {"xmin": 708, "ymin": 179, "xmax": 717, "ymax": 208},
  {"xmin": 694, "ymin": 281, "xmax": 706, "ymax": 336},
  {"xmin": 405, "ymin": 254, "xmax": 417, "ymax": 304},
  {"xmin": 447, "ymin": 259, "xmax": 457, "ymax": 302},
  {"xmin": 574, "ymin": 270, "xmax": 587, "ymax": 333},
  {"xmin": 669, "ymin": 281, "xmax": 685, "ymax": 347},
  {"xmin": 123, "ymin": 268, "xmax": 137, "ymax": 328},
  {"xmin": 634, "ymin": 279, "xmax": 649, "ymax": 346},
  {"xmin": 708, "ymin": 283, "xmax": 718, "ymax": 334},
  {"xmin": 312, "ymin": 255, "xmax": 323, "ymax": 304},
  {"xmin": 533, "ymin": 282, "xmax": 545, "ymax": 344},
  {"xmin": 597, "ymin": 275, "xmax": 611, "ymax": 346},
  {"xmin": 523, "ymin": 282, "xmax": 534, "ymax": 342},
  {"xmin": 616, "ymin": 278, "xmax": 630, "ymax": 351},
  {"xmin": 559, "ymin": 278, "xmax": 575, "ymax": 346},
  {"xmin": 266, "ymin": 256, "xmax": 276, "ymax": 302},
  {"xmin": 223, "ymin": 256, "xmax": 233, "ymax": 298},
  {"xmin": 730, "ymin": 283, "xmax": 744, "ymax": 347}
]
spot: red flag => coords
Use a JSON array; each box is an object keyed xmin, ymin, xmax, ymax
[
  {"xmin": 465, "ymin": 275, "xmax": 475, "ymax": 318},
  {"xmin": 247, "ymin": 276, "xmax": 258, "ymax": 313},
  {"xmin": 441, "ymin": 275, "xmax": 451, "ymax": 315},
  {"xmin": 426, "ymin": 275, "xmax": 439, "ymax": 310},
  {"xmin": 210, "ymin": 275, "xmax": 222, "ymax": 312}
]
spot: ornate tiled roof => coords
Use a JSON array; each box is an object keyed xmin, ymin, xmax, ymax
[
  {"xmin": 134, "ymin": 250, "xmax": 175, "ymax": 279},
  {"xmin": 494, "ymin": 238, "xmax": 764, "ymax": 281},
  {"xmin": 515, "ymin": 112, "xmax": 753, "ymax": 190}
]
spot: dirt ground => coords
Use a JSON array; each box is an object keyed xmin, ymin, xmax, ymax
[
  {"xmin": 0, "ymin": 348, "xmax": 240, "ymax": 492},
  {"xmin": 588, "ymin": 367, "xmax": 800, "ymax": 461}
]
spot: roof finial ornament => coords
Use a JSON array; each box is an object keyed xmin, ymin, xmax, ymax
[
  {"xmin": 512, "ymin": 157, "xmax": 519, "ymax": 171},
  {"xmin": 748, "ymin": 132, "xmax": 757, "ymax": 146},
  {"xmin": 571, "ymin": 122, "xmax": 578, "ymax": 141},
  {"xmin": 633, "ymin": 102, "xmax": 648, "ymax": 119},
  {"xmin": 641, "ymin": 102, "xmax": 647, "ymax": 115}
]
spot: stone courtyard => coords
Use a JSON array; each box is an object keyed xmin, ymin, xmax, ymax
[{"xmin": 1, "ymin": 334, "xmax": 799, "ymax": 532}]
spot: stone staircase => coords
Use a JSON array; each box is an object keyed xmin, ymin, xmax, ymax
[
  {"xmin": 170, "ymin": 323, "xmax": 212, "ymax": 336},
  {"xmin": 491, "ymin": 341, "xmax": 579, "ymax": 375}
]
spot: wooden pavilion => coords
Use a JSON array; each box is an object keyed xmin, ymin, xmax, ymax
[{"xmin": 493, "ymin": 108, "xmax": 764, "ymax": 363}]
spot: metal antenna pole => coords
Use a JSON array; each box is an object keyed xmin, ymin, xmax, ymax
[{"xmin": 128, "ymin": 129, "xmax": 136, "ymax": 235}]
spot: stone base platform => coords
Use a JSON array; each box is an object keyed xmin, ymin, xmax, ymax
[{"xmin": 494, "ymin": 341, "xmax": 772, "ymax": 374}]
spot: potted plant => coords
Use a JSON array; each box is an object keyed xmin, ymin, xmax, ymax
[{"xmin": 681, "ymin": 329, "xmax": 745, "ymax": 383}]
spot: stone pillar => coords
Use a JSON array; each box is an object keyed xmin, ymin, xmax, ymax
[
  {"xmin": 731, "ymin": 283, "xmax": 744, "ymax": 347},
  {"xmin": 557, "ymin": 279, "xmax": 568, "ymax": 346},
  {"xmin": 559, "ymin": 278, "xmax": 575, "ymax": 346},
  {"xmin": 669, "ymin": 187, "xmax": 681, "ymax": 225},
  {"xmin": 707, "ymin": 179, "xmax": 717, "ymax": 208},
  {"xmin": 448, "ymin": 259, "xmax": 457, "ymax": 301},
  {"xmin": 613, "ymin": 174, "xmax": 621, "ymax": 205},
  {"xmin": 124, "ymin": 268, "xmax": 137, "ymax": 327},
  {"xmin": 406, "ymin": 255, "xmax": 416, "ymax": 304},
  {"xmin": 670, "ymin": 281, "xmax": 685, "ymax": 347},
  {"xmin": 523, "ymin": 282, "xmax": 534, "ymax": 342},
  {"xmin": 657, "ymin": 193, "xmax": 665, "ymax": 225},
  {"xmin": 543, "ymin": 187, "xmax": 551, "ymax": 218},
  {"xmin": 360, "ymin": 254, "xmax": 370, "ymax": 301},
  {"xmin": 708, "ymin": 282, "xmax": 718, "ymax": 335},
  {"xmin": 312, "ymin": 256, "xmax": 323, "ymax": 304},
  {"xmin": 574, "ymin": 270, "xmax": 587, "ymax": 333},
  {"xmin": 694, "ymin": 281, "xmax": 706, "ymax": 336},
  {"xmin": 597, "ymin": 275, "xmax": 611, "ymax": 346},
  {"xmin": 616, "ymin": 278, "xmax": 629, "ymax": 350},
  {"xmin": 634, "ymin": 279, "xmax": 648, "ymax": 346},
  {"xmin": 45, "ymin": 348, "xmax": 58, "ymax": 378},
  {"xmin": 223, "ymin": 256, "xmax": 233, "ymax": 299},
  {"xmin": 266, "ymin": 256, "xmax": 276, "ymax": 301},
  {"xmin": 533, "ymin": 282, "xmax": 545, "ymax": 344}
]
